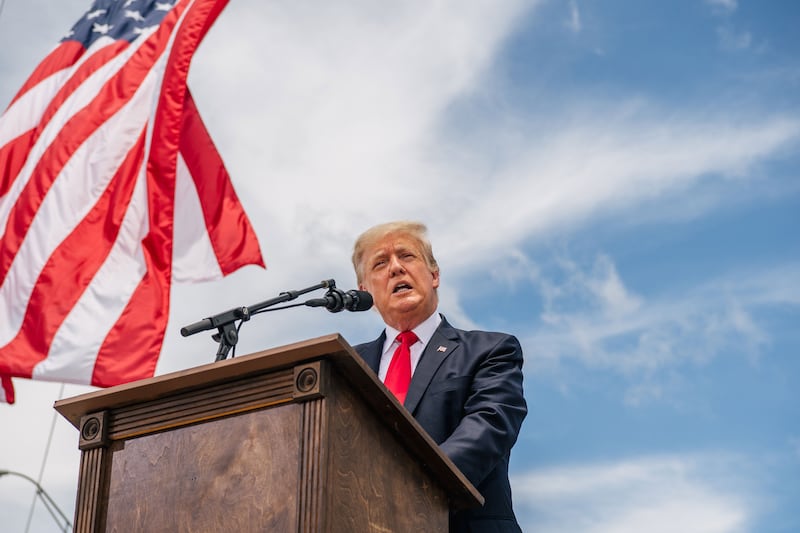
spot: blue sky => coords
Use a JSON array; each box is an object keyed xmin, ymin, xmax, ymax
[{"xmin": 1, "ymin": 1, "xmax": 798, "ymax": 531}]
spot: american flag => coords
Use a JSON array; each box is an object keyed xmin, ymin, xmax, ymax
[{"xmin": 0, "ymin": 0, "xmax": 264, "ymax": 404}]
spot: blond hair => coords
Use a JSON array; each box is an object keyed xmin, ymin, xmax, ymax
[{"xmin": 352, "ymin": 221, "xmax": 439, "ymax": 284}]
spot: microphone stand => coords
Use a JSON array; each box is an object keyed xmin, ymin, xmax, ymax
[{"xmin": 180, "ymin": 279, "xmax": 336, "ymax": 362}]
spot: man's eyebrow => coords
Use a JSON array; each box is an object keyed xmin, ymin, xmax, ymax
[{"xmin": 396, "ymin": 246, "xmax": 417, "ymax": 255}]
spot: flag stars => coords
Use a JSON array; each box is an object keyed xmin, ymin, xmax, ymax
[
  {"xmin": 86, "ymin": 9, "xmax": 107, "ymax": 20},
  {"xmin": 155, "ymin": 2, "xmax": 172, "ymax": 11},
  {"xmin": 132, "ymin": 26, "xmax": 155, "ymax": 36},
  {"xmin": 125, "ymin": 10, "xmax": 146, "ymax": 22},
  {"xmin": 124, "ymin": 0, "xmax": 137, "ymax": 6},
  {"xmin": 92, "ymin": 22, "xmax": 113, "ymax": 35}
]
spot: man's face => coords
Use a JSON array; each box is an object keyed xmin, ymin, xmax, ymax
[{"xmin": 358, "ymin": 232, "xmax": 440, "ymax": 331}]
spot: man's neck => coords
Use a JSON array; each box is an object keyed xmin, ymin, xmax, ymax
[{"xmin": 385, "ymin": 310, "xmax": 441, "ymax": 343}]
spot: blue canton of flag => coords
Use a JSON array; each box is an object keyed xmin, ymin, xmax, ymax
[{"xmin": 65, "ymin": 0, "xmax": 177, "ymax": 46}]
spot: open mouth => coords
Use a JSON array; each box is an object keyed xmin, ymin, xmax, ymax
[{"xmin": 393, "ymin": 283, "xmax": 412, "ymax": 294}]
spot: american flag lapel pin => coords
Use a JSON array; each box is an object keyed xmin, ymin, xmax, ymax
[{"xmin": 437, "ymin": 345, "xmax": 447, "ymax": 352}]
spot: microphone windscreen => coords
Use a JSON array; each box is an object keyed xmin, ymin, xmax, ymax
[{"xmin": 350, "ymin": 290, "xmax": 373, "ymax": 311}]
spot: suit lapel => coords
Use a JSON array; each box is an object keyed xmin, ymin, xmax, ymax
[
  {"xmin": 358, "ymin": 331, "xmax": 386, "ymax": 374},
  {"xmin": 404, "ymin": 318, "xmax": 459, "ymax": 414}
]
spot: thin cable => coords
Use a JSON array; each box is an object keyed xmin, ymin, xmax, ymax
[{"xmin": 25, "ymin": 382, "xmax": 67, "ymax": 533}]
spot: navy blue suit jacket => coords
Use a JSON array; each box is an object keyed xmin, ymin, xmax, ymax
[{"xmin": 354, "ymin": 316, "xmax": 527, "ymax": 532}]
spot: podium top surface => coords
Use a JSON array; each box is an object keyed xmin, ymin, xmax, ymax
[
  {"xmin": 55, "ymin": 334, "xmax": 350, "ymax": 427},
  {"xmin": 54, "ymin": 333, "xmax": 483, "ymax": 508}
]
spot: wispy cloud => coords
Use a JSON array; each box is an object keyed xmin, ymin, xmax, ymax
[
  {"xmin": 566, "ymin": 0, "xmax": 582, "ymax": 33},
  {"xmin": 705, "ymin": 0, "xmax": 754, "ymax": 51},
  {"xmin": 431, "ymin": 107, "xmax": 799, "ymax": 272},
  {"xmin": 790, "ymin": 437, "xmax": 800, "ymax": 460},
  {"xmin": 515, "ymin": 255, "xmax": 799, "ymax": 403},
  {"xmin": 513, "ymin": 453, "xmax": 753, "ymax": 533},
  {"xmin": 717, "ymin": 25, "xmax": 753, "ymax": 51},
  {"xmin": 706, "ymin": 0, "xmax": 738, "ymax": 13}
]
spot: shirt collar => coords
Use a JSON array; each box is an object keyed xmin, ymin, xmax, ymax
[{"xmin": 383, "ymin": 310, "xmax": 441, "ymax": 354}]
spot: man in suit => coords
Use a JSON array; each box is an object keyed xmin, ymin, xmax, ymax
[{"xmin": 351, "ymin": 221, "xmax": 527, "ymax": 532}]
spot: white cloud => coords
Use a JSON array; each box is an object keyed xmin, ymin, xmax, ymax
[
  {"xmin": 548, "ymin": 254, "xmax": 642, "ymax": 320},
  {"xmin": 513, "ymin": 454, "xmax": 752, "ymax": 533},
  {"xmin": 184, "ymin": 0, "xmax": 800, "ymax": 289},
  {"xmin": 489, "ymin": 248, "xmax": 540, "ymax": 288}
]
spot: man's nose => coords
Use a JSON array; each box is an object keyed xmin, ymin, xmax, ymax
[{"xmin": 388, "ymin": 255, "xmax": 405, "ymax": 275}]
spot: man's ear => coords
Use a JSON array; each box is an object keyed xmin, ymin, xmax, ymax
[{"xmin": 431, "ymin": 268, "xmax": 440, "ymax": 289}]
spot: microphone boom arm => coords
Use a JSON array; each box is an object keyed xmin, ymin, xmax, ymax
[{"xmin": 180, "ymin": 279, "xmax": 336, "ymax": 362}]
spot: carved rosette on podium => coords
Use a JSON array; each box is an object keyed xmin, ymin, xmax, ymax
[{"xmin": 55, "ymin": 335, "xmax": 482, "ymax": 532}]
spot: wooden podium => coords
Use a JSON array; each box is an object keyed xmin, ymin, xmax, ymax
[{"xmin": 55, "ymin": 334, "xmax": 483, "ymax": 532}]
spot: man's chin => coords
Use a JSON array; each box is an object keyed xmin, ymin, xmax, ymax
[{"xmin": 388, "ymin": 294, "xmax": 420, "ymax": 310}]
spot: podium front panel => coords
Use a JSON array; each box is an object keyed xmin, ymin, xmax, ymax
[{"xmin": 104, "ymin": 404, "xmax": 302, "ymax": 531}]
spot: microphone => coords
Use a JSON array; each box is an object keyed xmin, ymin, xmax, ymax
[{"xmin": 306, "ymin": 289, "xmax": 373, "ymax": 313}]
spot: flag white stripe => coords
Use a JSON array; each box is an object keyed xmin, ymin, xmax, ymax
[
  {"xmin": 172, "ymin": 153, "xmax": 224, "ymax": 282},
  {"xmin": 0, "ymin": 71, "xmax": 73, "ymax": 147}
]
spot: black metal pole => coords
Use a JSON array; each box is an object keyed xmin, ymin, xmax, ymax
[{"xmin": 0, "ymin": 470, "xmax": 72, "ymax": 532}]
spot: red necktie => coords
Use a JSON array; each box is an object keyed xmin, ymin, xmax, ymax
[{"xmin": 384, "ymin": 331, "xmax": 418, "ymax": 404}]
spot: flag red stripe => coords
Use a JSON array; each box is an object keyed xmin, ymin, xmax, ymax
[
  {"xmin": 180, "ymin": 91, "xmax": 265, "ymax": 273},
  {"xmin": 0, "ymin": 131, "xmax": 145, "ymax": 378},
  {"xmin": 0, "ymin": 374, "xmax": 14, "ymax": 404},
  {"xmin": 5, "ymin": 41, "xmax": 85, "ymax": 110},
  {"xmin": 0, "ymin": 130, "xmax": 35, "ymax": 198}
]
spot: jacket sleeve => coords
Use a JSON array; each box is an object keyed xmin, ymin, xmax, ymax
[{"xmin": 437, "ymin": 334, "xmax": 527, "ymax": 487}]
